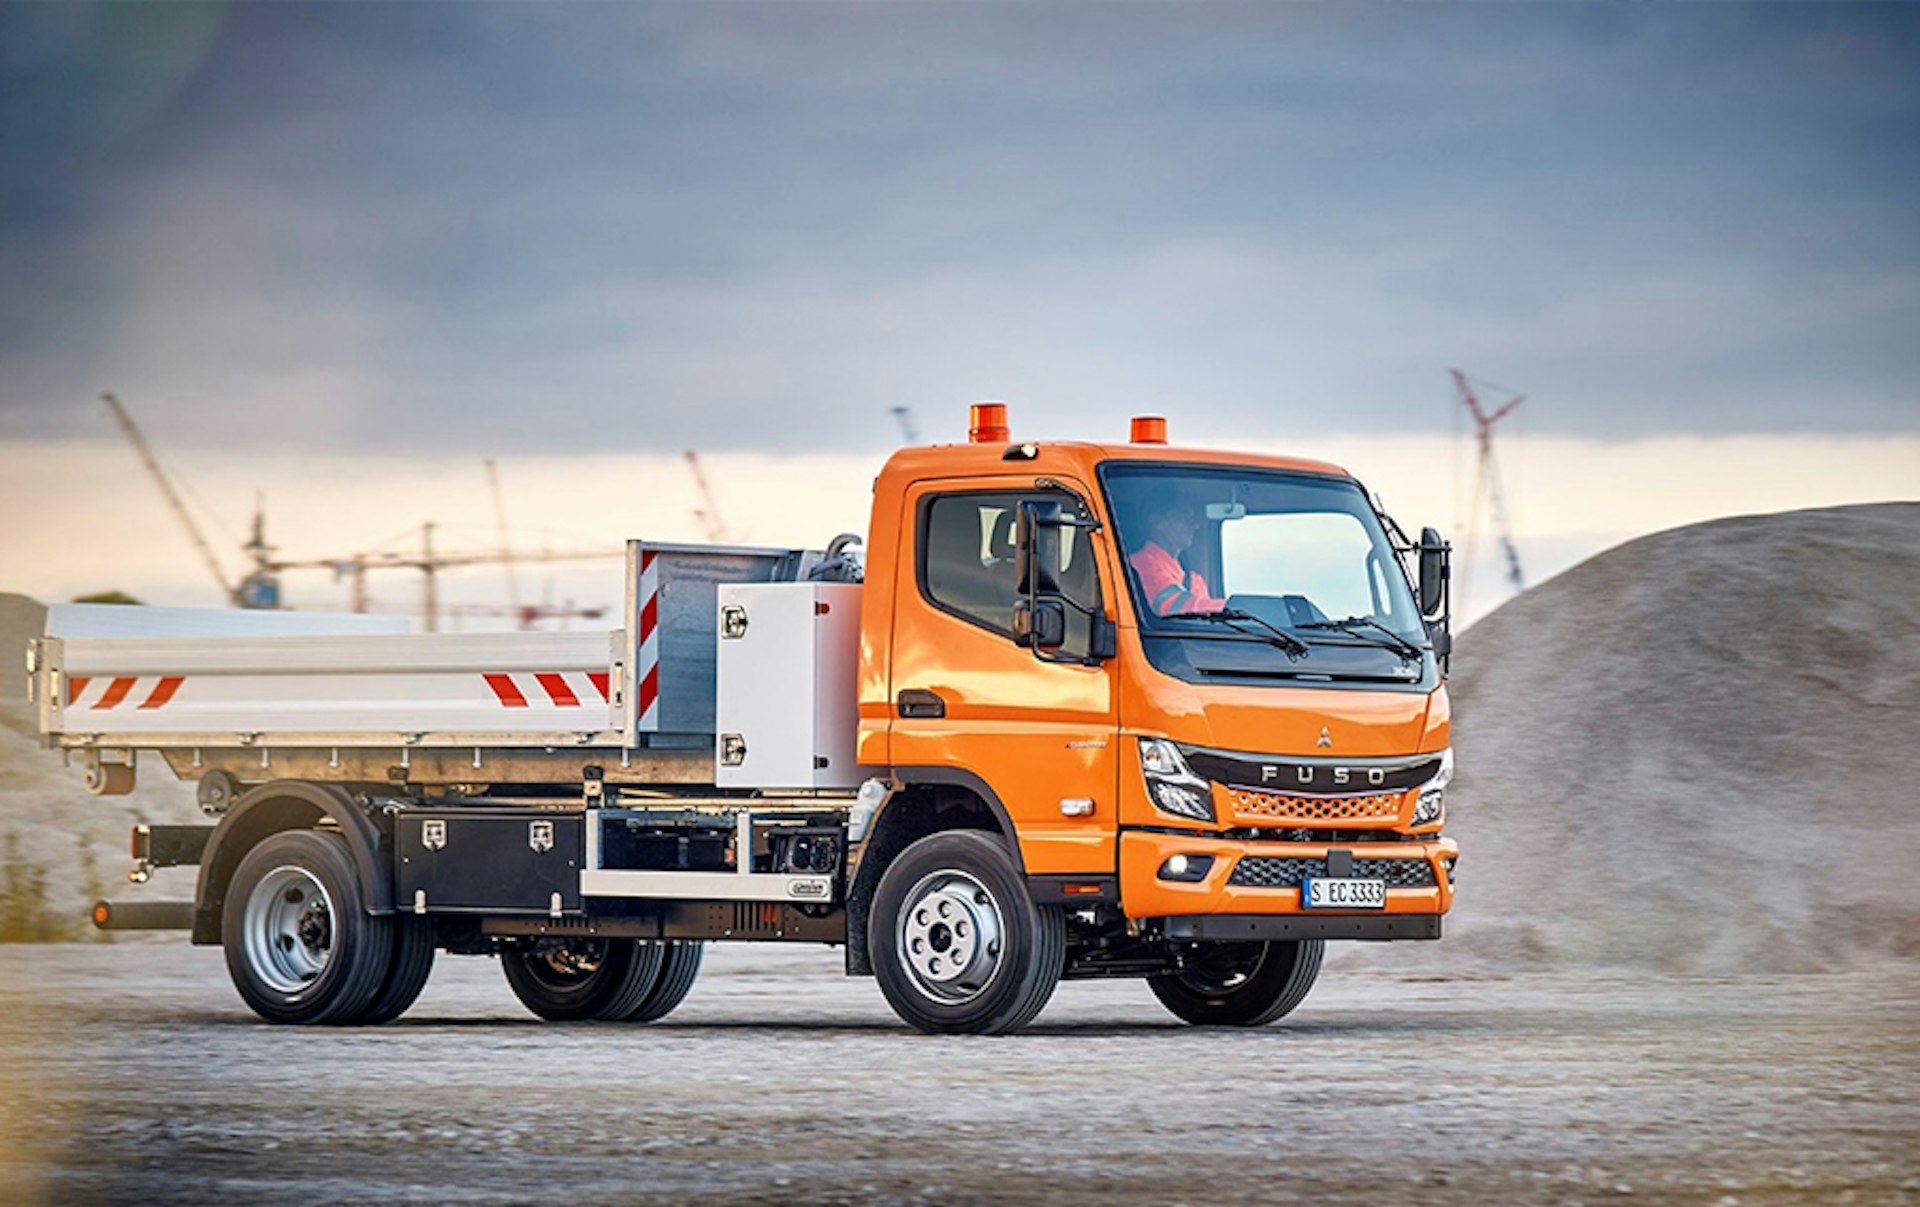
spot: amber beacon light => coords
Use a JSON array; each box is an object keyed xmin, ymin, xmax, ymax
[
  {"xmin": 1130, "ymin": 415, "xmax": 1168, "ymax": 444},
  {"xmin": 969, "ymin": 402, "xmax": 1011, "ymax": 444}
]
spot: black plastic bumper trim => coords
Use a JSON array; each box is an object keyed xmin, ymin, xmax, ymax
[
  {"xmin": 1159, "ymin": 913, "xmax": 1442, "ymax": 941},
  {"xmin": 1026, "ymin": 874, "xmax": 1119, "ymax": 905}
]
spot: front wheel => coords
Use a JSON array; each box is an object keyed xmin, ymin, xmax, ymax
[
  {"xmin": 502, "ymin": 938, "xmax": 664, "ymax": 1021},
  {"xmin": 869, "ymin": 831, "xmax": 1064, "ymax": 1035},
  {"xmin": 1148, "ymin": 938, "xmax": 1324, "ymax": 1027}
]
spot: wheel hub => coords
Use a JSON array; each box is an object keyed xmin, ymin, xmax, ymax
[
  {"xmin": 897, "ymin": 870, "xmax": 1004, "ymax": 1004},
  {"xmin": 243, "ymin": 865, "xmax": 336, "ymax": 994},
  {"xmin": 539, "ymin": 941, "xmax": 606, "ymax": 981}
]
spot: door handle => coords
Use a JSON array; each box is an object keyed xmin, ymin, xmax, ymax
[{"xmin": 896, "ymin": 689, "xmax": 946, "ymax": 719}]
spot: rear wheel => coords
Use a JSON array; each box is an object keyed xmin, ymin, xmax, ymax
[
  {"xmin": 1148, "ymin": 939, "xmax": 1324, "ymax": 1027},
  {"xmin": 869, "ymin": 831, "xmax": 1064, "ymax": 1035},
  {"xmin": 502, "ymin": 938, "xmax": 664, "ymax": 1021},
  {"xmin": 356, "ymin": 915, "xmax": 437, "ymax": 1024},
  {"xmin": 223, "ymin": 830, "xmax": 393, "ymax": 1025},
  {"xmin": 619, "ymin": 941, "xmax": 705, "ymax": 1023}
]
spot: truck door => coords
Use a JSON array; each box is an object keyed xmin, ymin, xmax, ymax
[{"xmin": 887, "ymin": 478, "xmax": 1118, "ymax": 875}]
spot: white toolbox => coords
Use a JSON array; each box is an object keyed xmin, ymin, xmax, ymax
[{"xmin": 714, "ymin": 582, "xmax": 863, "ymax": 789}]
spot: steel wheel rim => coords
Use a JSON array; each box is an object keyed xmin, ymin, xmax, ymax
[
  {"xmin": 896, "ymin": 869, "xmax": 1005, "ymax": 1005},
  {"xmin": 243, "ymin": 864, "xmax": 336, "ymax": 994}
]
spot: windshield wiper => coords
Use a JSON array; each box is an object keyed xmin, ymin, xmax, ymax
[
  {"xmin": 1295, "ymin": 616, "xmax": 1424, "ymax": 662},
  {"xmin": 1164, "ymin": 608, "xmax": 1309, "ymax": 659}
]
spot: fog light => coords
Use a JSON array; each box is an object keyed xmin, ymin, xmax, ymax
[{"xmin": 1157, "ymin": 854, "xmax": 1214, "ymax": 882}]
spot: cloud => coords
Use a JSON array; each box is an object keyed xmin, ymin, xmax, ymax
[{"xmin": 0, "ymin": 3, "xmax": 1916, "ymax": 457}]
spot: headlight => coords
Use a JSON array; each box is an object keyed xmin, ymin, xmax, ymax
[
  {"xmin": 1139, "ymin": 738, "xmax": 1214, "ymax": 822},
  {"xmin": 1411, "ymin": 747, "xmax": 1452, "ymax": 827},
  {"xmin": 1138, "ymin": 738, "xmax": 1188, "ymax": 778}
]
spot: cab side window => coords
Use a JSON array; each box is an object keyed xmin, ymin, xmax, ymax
[{"xmin": 920, "ymin": 490, "xmax": 1100, "ymax": 656}]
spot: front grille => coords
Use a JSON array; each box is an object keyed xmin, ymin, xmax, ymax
[
  {"xmin": 1221, "ymin": 828, "xmax": 1425, "ymax": 844},
  {"xmin": 1228, "ymin": 856, "xmax": 1437, "ymax": 889},
  {"xmin": 1226, "ymin": 787, "xmax": 1405, "ymax": 826}
]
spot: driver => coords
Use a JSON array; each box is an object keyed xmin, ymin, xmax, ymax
[{"xmin": 1128, "ymin": 490, "xmax": 1225, "ymax": 617}]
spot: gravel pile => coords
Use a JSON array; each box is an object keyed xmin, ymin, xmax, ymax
[{"xmin": 1439, "ymin": 502, "xmax": 1920, "ymax": 973}]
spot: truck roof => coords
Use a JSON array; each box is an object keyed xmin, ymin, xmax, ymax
[{"xmin": 877, "ymin": 440, "xmax": 1354, "ymax": 485}]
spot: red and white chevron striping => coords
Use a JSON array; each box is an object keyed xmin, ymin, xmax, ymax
[{"xmin": 482, "ymin": 671, "xmax": 612, "ymax": 709}]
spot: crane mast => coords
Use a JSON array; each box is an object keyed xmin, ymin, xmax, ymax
[
  {"xmin": 1449, "ymin": 369, "xmax": 1527, "ymax": 616},
  {"xmin": 890, "ymin": 406, "xmax": 920, "ymax": 444},
  {"xmin": 484, "ymin": 459, "xmax": 521, "ymax": 613},
  {"xmin": 683, "ymin": 451, "xmax": 732, "ymax": 544}
]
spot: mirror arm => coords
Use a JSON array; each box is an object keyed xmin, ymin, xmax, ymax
[
  {"xmin": 1014, "ymin": 494, "xmax": 1116, "ymax": 664},
  {"xmin": 1415, "ymin": 525, "xmax": 1454, "ymax": 676}
]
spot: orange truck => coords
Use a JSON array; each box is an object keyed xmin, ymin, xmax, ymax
[{"xmin": 30, "ymin": 404, "xmax": 1457, "ymax": 1034}]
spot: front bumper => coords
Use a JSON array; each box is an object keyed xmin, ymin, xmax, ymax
[{"xmin": 1119, "ymin": 828, "xmax": 1458, "ymax": 926}]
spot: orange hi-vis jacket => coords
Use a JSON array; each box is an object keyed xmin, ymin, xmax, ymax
[{"xmin": 1129, "ymin": 541, "xmax": 1225, "ymax": 616}]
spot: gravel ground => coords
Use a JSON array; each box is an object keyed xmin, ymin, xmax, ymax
[{"xmin": 3, "ymin": 942, "xmax": 1916, "ymax": 1206}]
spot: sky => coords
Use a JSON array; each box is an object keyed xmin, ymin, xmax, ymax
[{"xmin": 1, "ymin": 2, "xmax": 1916, "ymax": 624}]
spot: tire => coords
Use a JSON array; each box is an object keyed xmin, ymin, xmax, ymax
[
  {"xmin": 222, "ymin": 830, "xmax": 394, "ymax": 1026},
  {"xmin": 502, "ymin": 938, "xmax": 665, "ymax": 1022},
  {"xmin": 1148, "ymin": 938, "xmax": 1324, "ymax": 1027},
  {"xmin": 356, "ymin": 915, "xmax": 437, "ymax": 1024},
  {"xmin": 868, "ymin": 830, "xmax": 1065, "ymax": 1035},
  {"xmin": 619, "ymin": 941, "xmax": 705, "ymax": 1023}
]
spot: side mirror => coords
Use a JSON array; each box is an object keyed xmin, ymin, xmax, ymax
[
  {"xmin": 1418, "ymin": 526, "xmax": 1450, "ymax": 618},
  {"xmin": 1012, "ymin": 598, "xmax": 1066, "ymax": 649},
  {"xmin": 1016, "ymin": 500, "xmax": 1065, "ymax": 597}
]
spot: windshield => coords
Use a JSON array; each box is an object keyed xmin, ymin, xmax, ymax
[{"xmin": 1103, "ymin": 464, "xmax": 1426, "ymax": 666}]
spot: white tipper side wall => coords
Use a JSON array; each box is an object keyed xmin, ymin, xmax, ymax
[{"xmin": 714, "ymin": 583, "xmax": 863, "ymax": 790}]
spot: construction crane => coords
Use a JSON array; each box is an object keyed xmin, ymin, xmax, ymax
[
  {"xmin": 890, "ymin": 406, "xmax": 920, "ymax": 445},
  {"xmin": 235, "ymin": 492, "xmax": 282, "ymax": 609},
  {"xmin": 271, "ymin": 531, "xmax": 622, "ymax": 633},
  {"xmin": 444, "ymin": 602, "xmax": 607, "ymax": 629},
  {"xmin": 1450, "ymin": 369, "xmax": 1527, "ymax": 616},
  {"xmin": 344, "ymin": 599, "xmax": 607, "ymax": 629},
  {"xmin": 683, "ymin": 451, "xmax": 732, "ymax": 544},
  {"xmin": 484, "ymin": 459, "xmax": 520, "ymax": 612},
  {"xmin": 98, "ymin": 393, "xmax": 619, "ymax": 625},
  {"xmin": 100, "ymin": 392, "xmax": 241, "ymax": 606}
]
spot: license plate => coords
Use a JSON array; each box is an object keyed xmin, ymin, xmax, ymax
[{"xmin": 1302, "ymin": 877, "xmax": 1386, "ymax": 910}]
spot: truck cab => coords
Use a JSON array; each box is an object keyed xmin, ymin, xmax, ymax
[{"xmin": 846, "ymin": 406, "xmax": 1457, "ymax": 1031}]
